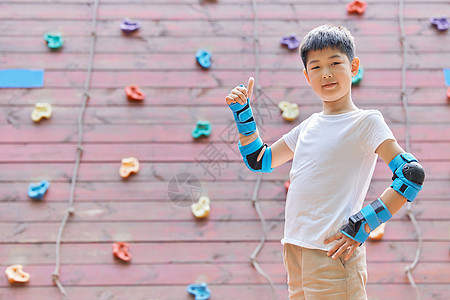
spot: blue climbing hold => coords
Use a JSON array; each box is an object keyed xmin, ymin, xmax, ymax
[
  {"xmin": 44, "ymin": 32, "xmax": 64, "ymax": 49},
  {"xmin": 352, "ymin": 66, "xmax": 364, "ymax": 85},
  {"xmin": 0, "ymin": 69, "xmax": 44, "ymax": 88},
  {"xmin": 443, "ymin": 68, "xmax": 450, "ymax": 86},
  {"xmin": 192, "ymin": 120, "xmax": 212, "ymax": 139},
  {"xmin": 196, "ymin": 49, "xmax": 212, "ymax": 69},
  {"xmin": 187, "ymin": 283, "xmax": 211, "ymax": 300},
  {"xmin": 28, "ymin": 180, "xmax": 50, "ymax": 200}
]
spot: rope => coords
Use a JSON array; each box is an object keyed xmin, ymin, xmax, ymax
[
  {"xmin": 51, "ymin": 0, "xmax": 100, "ymax": 296},
  {"xmin": 398, "ymin": 0, "xmax": 422, "ymax": 299},
  {"xmin": 249, "ymin": 173, "xmax": 277, "ymax": 300},
  {"xmin": 249, "ymin": 0, "xmax": 277, "ymax": 299}
]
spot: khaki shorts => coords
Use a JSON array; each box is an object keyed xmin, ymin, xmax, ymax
[{"xmin": 283, "ymin": 243, "xmax": 368, "ymax": 300}]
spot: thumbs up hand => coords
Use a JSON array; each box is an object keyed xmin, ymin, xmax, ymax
[{"xmin": 225, "ymin": 77, "xmax": 255, "ymax": 105}]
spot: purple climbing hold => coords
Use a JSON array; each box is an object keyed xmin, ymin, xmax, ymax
[
  {"xmin": 280, "ymin": 34, "xmax": 301, "ymax": 50},
  {"xmin": 120, "ymin": 19, "xmax": 141, "ymax": 34},
  {"xmin": 430, "ymin": 17, "xmax": 449, "ymax": 31}
]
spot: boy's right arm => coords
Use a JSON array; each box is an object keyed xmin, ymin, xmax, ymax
[{"xmin": 226, "ymin": 77, "xmax": 294, "ymax": 171}]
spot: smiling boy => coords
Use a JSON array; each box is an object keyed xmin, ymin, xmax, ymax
[{"xmin": 225, "ymin": 24, "xmax": 424, "ymax": 299}]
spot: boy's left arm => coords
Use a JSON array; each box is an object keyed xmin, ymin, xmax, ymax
[{"xmin": 324, "ymin": 139, "xmax": 425, "ymax": 261}]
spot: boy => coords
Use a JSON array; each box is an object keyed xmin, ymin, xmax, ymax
[{"xmin": 225, "ymin": 24, "xmax": 424, "ymax": 299}]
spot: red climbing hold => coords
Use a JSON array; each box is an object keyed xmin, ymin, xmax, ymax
[{"xmin": 347, "ymin": 1, "xmax": 367, "ymax": 15}]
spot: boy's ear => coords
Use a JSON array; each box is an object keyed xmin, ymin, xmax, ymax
[
  {"xmin": 303, "ymin": 69, "xmax": 311, "ymax": 85},
  {"xmin": 351, "ymin": 57, "xmax": 360, "ymax": 77}
]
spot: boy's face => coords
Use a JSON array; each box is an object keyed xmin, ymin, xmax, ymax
[{"xmin": 303, "ymin": 48, "xmax": 359, "ymax": 103}]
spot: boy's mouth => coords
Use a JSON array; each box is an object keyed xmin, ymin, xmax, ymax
[{"xmin": 322, "ymin": 82, "xmax": 337, "ymax": 88}]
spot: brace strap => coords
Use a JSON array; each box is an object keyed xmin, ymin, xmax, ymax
[{"xmin": 341, "ymin": 198, "xmax": 392, "ymax": 245}]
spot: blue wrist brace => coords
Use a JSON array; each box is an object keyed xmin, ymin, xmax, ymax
[
  {"xmin": 341, "ymin": 198, "xmax": 392, "ymax": 245},
  {"xmin": 227, "ymin": 85, "xmax": 257, "ymax": 136},
  {"xmin": 388, "ymin": 153, "xmax": 425, "ymax": 202},
  {"xmin": 238, "ymin": 137, "xmax": 273, "ymax": 173}
]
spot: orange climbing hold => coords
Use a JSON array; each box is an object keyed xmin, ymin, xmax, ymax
[
  {"xmin": 347, "ymin": 0, "xmax": 367, "ymax": 15},
  {"xmin": 5, "ymin": 265, "xmax": 31, "ymax": 284},
  {"xmin": 119, "ymin": 157, "xmax": 140, "ymax": 178},
  {"xmin": 125, "ymin": 85, "xmax": 145, "ymax": 101},
  {"xmin": 113, "ymin": 242, "xmax": 132, "ymax": 262}
]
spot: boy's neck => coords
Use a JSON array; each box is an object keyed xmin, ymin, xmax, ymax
[{"xmin": 321, "ymin": 92, "xmax": 359, "ymax": 115}]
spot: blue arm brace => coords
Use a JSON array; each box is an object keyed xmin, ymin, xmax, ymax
[
  {"xmin": 227, "ymin": 85, "xmax": 257, "ymax": 136},
  {"xmin": 238, "ymin": 137, "xmax": 273, "ymax": 173},
  {"xmin": 388, "ymin": 153, "xmax": 424, "ymax": 202},
  {"xmin": 341, "ymin": 198, "xmax": 392, "ymax": 245}
]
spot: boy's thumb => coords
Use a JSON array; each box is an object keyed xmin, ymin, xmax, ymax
[{"xmin": 247, "ymin": 77, "xmax": 255, "ymax": 100}]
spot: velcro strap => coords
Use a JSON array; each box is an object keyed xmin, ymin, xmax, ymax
[
  {"xmin": 341, "ymin": 228, "xmax": 367, "ymax": 245},
  {"xmin": 261, "ymin": 146, "xmax": 273, "ymax": 173},
  {"xmin": 238, "ymin": 137, "xmax": 263, "ymax": 156},
  {"xmin": 360, "ymin": 204, "xmax": 380, "ymax": 231},
  {"xmin": 374, "ymin": 198, "xmax": 392, "ymax": 223},
  {"xmin": 228, "ymin": 100, "xmax": 246, "ymax": 112},
  {"xmin": 237, "ymin": 104, "xmax": 253, "ymax": 123},
  {"xmin": 388, "ymin": 152, "xmax": 418, "ymax": 172},
  {"xmin": 401, "ymin": 153, "xmax": 418, "ymax": 163},
  {"xmin": 391, "ymin": 178, "xmax": 420, "ymax": 202},
  {"xmin": 237, "ymin": 121, "xmax": 256, "ymax": 136}
]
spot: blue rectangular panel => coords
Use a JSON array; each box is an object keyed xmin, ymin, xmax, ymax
[
  {"xmin": 0, "ymin": 69, "xmax": 44, "ymax": 88},
  {"xmin": 444, "ymin": 69, "xmax": 450, "ymax": 86}
]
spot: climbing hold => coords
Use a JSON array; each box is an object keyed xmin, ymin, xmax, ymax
[
  {"xmin": 5, "ymin": 265, "xmax": 30, "ymax": 284},
  {"xmin": 284, "ymin": 180, "xmax": 290, "ymax": 192},
  {"xmin": 191, "ymin": 196, "xmax": 210, "ymax": 219},
  {"xmin": 44, "ymin": 32, "xmax": 64, "ymax": 49},
  {"xmin": 192, "ymin": 120, "xmax": 212, "ymax": 139},
  {"xmin": 187, "ymin": 282, "xmax": 211, "ymax": 300},
  {"xmin": 125, "ymin": 85, "xmax": 145, "ymax": 101},
  {"xmin": 352, "ymin": 66, "xmax": 364, "ymax": 85},
  {"xmin": 120, "ymin": 19, "xmax": 141, "ymax": 34},
  {"xmin": 196, "ymin": 49, "xmax": 212, "ymax": 69},
  {"xmin": 31, "ymin": 102, "xmax": 52, "ymax": 122},
  {"xmin": 0, "ymin": 69, "xmax": 44, "ymax": 88},
  {"xmin": 368, "ymin": 223, "xmax": 386, "ymax": 241},
  {"xmin": 113, "ymin": 242, "xmax": 132, "ymax": 262},
  {"xmin": 280, "ymin": 34, "xmax": 301, "ymax": 50},
  {"xmin": 278, "ymin": 101, "xmax": 299, "ymax": 122},
  {"xmin": 346, "ymin": 0, "xmax": 367, "ymax": 15},
  {"xmin": 119, "ymin": 157, "xmax": 140, "ymax": 178},
  {"xmin": 430, "ymin": 17, "xmax": 449, "ymax": 31},
  {"xmin": 28, "ymin": 180, "xmax": 49, "ymax": 200},
  {"xmin": 444, "ymin": 69, "xmax": 450, "ymax": 99}
]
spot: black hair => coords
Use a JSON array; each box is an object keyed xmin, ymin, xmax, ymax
[{"xmin": 300, "ymin": 24, "xmax": 355, "ymax": 70}]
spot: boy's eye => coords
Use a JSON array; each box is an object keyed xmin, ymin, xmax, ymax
[
  {"xmin": 311, "ymin": 66, "xmax": 319, "ymax": 70},
  {"xmin": 332, "ymin": 62, "xmax": 341, "ymax": 65}
]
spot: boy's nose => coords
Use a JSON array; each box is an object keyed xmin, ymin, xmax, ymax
[{"xmin": 322, "ymin": 73, "xmax": 333, "ymax": 79}]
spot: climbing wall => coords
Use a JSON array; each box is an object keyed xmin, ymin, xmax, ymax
[{"xmin": 0, "ymin": 0, "xmax": 449, "ymax": 299}]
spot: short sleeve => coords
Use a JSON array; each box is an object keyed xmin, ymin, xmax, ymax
[
  {"xmin": 360, "ymin": 110, "xmax": 396, "ymax": 153},
  {"xmin": 283, "ymin": 123, "xmax": 303, "ymax": 152}
]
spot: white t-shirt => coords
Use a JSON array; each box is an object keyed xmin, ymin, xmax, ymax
[{"xmin": 281, "ymin": 109, "xmax": 396, "ymax": 251}]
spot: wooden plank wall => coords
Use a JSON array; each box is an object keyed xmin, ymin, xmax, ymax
[{"xmin": 0, "ymin": 0, "xmax": 449, "ymax": 299}]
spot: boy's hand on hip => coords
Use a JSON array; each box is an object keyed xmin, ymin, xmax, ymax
[
  {"xmin": 225, "ymin": 77, "xmax": 255, "ymax": 105},
  {"xmin": 324, "ymin": 232, "xmax": 360, "ymax": 261}
]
